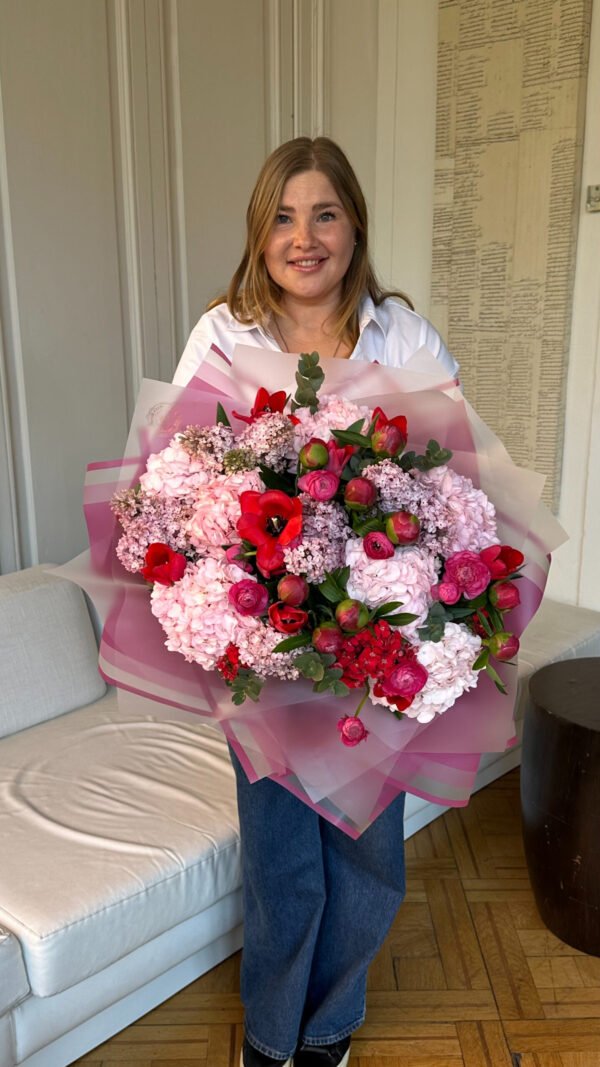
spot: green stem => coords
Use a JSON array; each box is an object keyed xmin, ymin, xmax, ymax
[{"xmin": 353, "ymin": 685, "xmax": 370, "ymax": 717}]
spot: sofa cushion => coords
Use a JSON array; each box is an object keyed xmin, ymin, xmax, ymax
[
  {"xmin": 0, "ymin": 925, "xmax": 29, "ymax": 1013},
  {"xmin": 0, "ymin": 689, "xmax": 240, "ymax": 996},
  {"xmin": 0, "ymin": 566, "xmax": 106, "ymax": 738}
]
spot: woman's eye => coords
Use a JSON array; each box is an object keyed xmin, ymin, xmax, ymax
[
  {"xmin": 317, "ymin": 211, "xmax": 336, "ymax": 222},
  {"xmin": 275, "ymin": 213, "xmax": 291, "ymax": 224}
]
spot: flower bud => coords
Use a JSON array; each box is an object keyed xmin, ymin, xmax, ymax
[
  {"xmin": 312, "ymin": 621, "xmax": 344, "ymax": 655},
  {"xmin": 337, "ymin": 715, "xmax": 369, "ymax": 747},
  {"xmin": 431, "ymin": 579, "xmax": 461, "ymax": 605},
  {"xmin": 298, "ymin": 438, "xmax": 329, "ymax": 469},
  {"xmin": 363, "ymin": 531, "xmax": 395, "ymax": 560},
  {"xmin": 277, "ymin": 574, "xmax": 309, "ymax": 607},
  {"xmin": 344, "ymin": 477, "xmax": 377, "ymax": 511},
  {"xmin": 486, "ymin": 631, "xmax": 520, "ymax": 661},
  {"xmin": 489, "ymin": 581, "xmax": 520, "ymax": 611},
  {"xmin": 371, "ymin": 423, "xmax": 406, "ymax": 458},
  {"xmin": 385, "ymin": 511, "xmax": 420, "ymax": 545},
  {"xmin": 335, "ymin": 598, "xmax": 370, "ymax": 633}
]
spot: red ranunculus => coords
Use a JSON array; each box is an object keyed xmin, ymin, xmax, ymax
[
  {"xmin": 233, "ymin": 387, "xmax": 288, "ymax": 424},
  {"xmin": 237, "ymin": 490, "xmax": 303, "ymax": 577},
  {"xmin": 141, "ymin": 543, "xmax": 187, "ymax": 586},
  {"xmin": 268, "ymin": 601, "xmax": 309, "ymax": 634},
  {"xmin": 380, "ymin": 660, "xmax": 428, "ymax": 700},
  {"xmin": 363, "ymin": 531, "xmax": 395, "ymax": 560},
  {"xmin": 479, "ymin": 544, "xmax": 524, "ymax": 578}
]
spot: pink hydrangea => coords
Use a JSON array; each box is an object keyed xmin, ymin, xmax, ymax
[
  {"xmin": 344, "ymin": 539, "xmax": 437, "ymax": 635},
  {"xmin": 292, "ymin": 396, "xmax": 372, "ymax": 454},
  {"xmin": 185, "ymin": 469, "xmax": 263, "ymax": 548},
  {"xmin": 150, "ymin": 553, "xmax": 297, "ymax": 679},
  {"xmin": 410, "ymin": 623, "xmax": 481, "ymax": 721},
  {"xmin": 140, "ymin": 439, "xmax": 215, "ymax": 498},
  {"xmin": 415, "ymin": 466, "xmax": 497, "ymax": 554}
]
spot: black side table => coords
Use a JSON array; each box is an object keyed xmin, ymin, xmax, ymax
[{"xmin": 521, "ymin": 657, "xmax": 600, "ymax": 956}]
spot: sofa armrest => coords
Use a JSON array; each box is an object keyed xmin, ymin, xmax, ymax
[{"xmin": 0, "ymin": 925, "xmax": 30, "ymax": 1013}]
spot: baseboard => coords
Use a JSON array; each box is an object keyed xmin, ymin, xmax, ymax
[{"xmin": 403, "ymin": 743, "xmax": 522, "ymax": 841}]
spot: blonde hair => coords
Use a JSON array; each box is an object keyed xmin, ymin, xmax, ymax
[{"xmin": 209, "ymin": 136, "xmax": 413, "ymax": 346}]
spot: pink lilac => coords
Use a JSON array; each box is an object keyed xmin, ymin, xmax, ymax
[
  {"xmin": 238, "ymin": 412, "xmax": 295, "ymax": 473},
  {"xmin": 344, "ymin": 539, "xmax": 437, "ymax": 635},
  {"xmin": 292, "ymin": 395, "xmax": 373, "ymax": 454},
  {"xmin": 178, "ymin": 424, "xmax": 235, "ymax": 469},
  {"xmin": 415, "ymin": 466, "xmax": 497, "ymax": 555},
  {"xmin": 185, "ymin": 469, "xmax": 263, "ymax": 548},
  {"xmin": 140, "ymin": 438, "xmax": 219, "ymax": 498},
  {"xmin": 150, "ymin": 554, "xmax": 297, "ymax": 679},
  {"xmin": 283, "ymin": 500, "xmax": 351, "ymax": 582},
  {"xmin": 113, "ymin": 490, "xmax": 194, "ymax": 573},
  {"xmin": 361, "ymin": 460, "xmax": 448, "ymax": 554}
]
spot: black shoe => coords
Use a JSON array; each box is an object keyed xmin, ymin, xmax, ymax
[
  {"xmin": 240, "ymin": 1036, "xmax": 293, "ymax": 1067},
  {"xmin": 294, "ymin": 1035, "xmax": 351, "ymax": 1067}
]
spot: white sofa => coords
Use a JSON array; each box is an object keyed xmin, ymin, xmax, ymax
[{"xmin": 1, "ymin": 564, "xmax": 600, "ymax": 1067}]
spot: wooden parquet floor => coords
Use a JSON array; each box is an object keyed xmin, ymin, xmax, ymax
[{"xmin": 76, "ymin": 768, "xmax": 600, "ymax": 1067}]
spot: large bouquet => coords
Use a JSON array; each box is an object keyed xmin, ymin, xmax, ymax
[
  {"xmin": 112, "ymin": 352, "xmax": 524, "ymax": 747},
  {"xmin": 60, "ymin": 344, "xmax": 564, "ymax": 835}
]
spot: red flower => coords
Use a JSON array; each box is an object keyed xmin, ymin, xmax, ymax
[
  {"xmin": 216, "ymin": 643, "xmax": 243, "ymax": 681},
  {"xmin": 337, "ymin": 715, "xmax": 369, "ymax": 747},
  {"xmin": 237, "ymin": 490, "xmax": 303, "ymax": 577},
  {"xmin": 480, "ymin": 544, "xmax": 524, "ymax": 578},
  {"xmin": 332, "ymin": 620, "xmax": 425, "ymax": 701},
  {"xmin": 233, "ymin": 387, "xmax": 288, "ymax": 424},
  {"xmin": 326, "ymin": 440, "xmax": 356, "ymax": 475},
  {"xmin": 371, "ymin": 406, "xmax": 408, "ymax": 454},
  {"xmin": 141, "ymin": 543, "xmax": 187, "ymax": 586},
  {"xmin": 268, "ymin": 602, "xmax": 309, "ymax": 634}
]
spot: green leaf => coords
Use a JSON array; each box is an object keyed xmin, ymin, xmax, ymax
[
  {"xmin": 332, "ymin": 681, "xmax": 350, "ymax": 697},
  {"xmin": 215, "ymin": 402, "xmax": 231, "ymax": 427},
  {"xmin": 379, "ymin": 612, "xmax": 418, "ymax": 626},
  {"xmin": 331, "ymin": 429, "xmax": 372, "ymax": 447},
  {"xmin": 373, "ymin": 600, "xmax": 405, "ymax": 617},
  {"xmin": 472, "ymin": 649, "xmax": 490, "ymax": 671},
  {"xmin": 351, "ymin": 516, "xmax": 385, "ymax": 537},
  {"xmin": 258, "ymin": 464, "xmax": 295, "ymax": 492},
  {"xmin": 346, "ymin": 419, "xmax": 366, "ymax": 433},
  {"xmin": 485, "ymin": 662, "xmax": 507, "ymax": 693},
  {"xmin": 273, "ymin": 632, "xmax": 312, "ymax": 653},
  {"xmin": 476, "ymin": 609, "xmax": 493, "ymax": 637},
  {"xmin": 317, "ymin": 577, "xmax": 343, "ymax": 604}
]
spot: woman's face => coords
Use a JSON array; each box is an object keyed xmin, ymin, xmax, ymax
[{"xmin": 263, "ymin": 170, "xmax": 356, "ymax": 309}]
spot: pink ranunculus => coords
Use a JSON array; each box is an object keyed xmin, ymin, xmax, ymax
[
  {"xmin": 445, "ymin": 551, "xmax": 491, "ymax": 599},
  {"xmin": 228, "ymin": 579, "xmax": 269, "ymax": 616},
  {"xmin": 298, "ymin": 469, "xmax": 340, "ymax": 502},
  {"xmin": 380, "ymin": 660, "xmax": 428, "ymax": 700},
  {"xmin": 434, "ymin": 579, "xmax": 461, "ymax": 605},
  {"xmin": 337, "ymin": 715, "xmax": 369, "ymax": 747},
  {"xmin": 363, "ymin": 531, "xmax": 395, "ymax": 560}
]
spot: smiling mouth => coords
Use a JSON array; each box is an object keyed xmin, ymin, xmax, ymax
[{"xmin": 289, "ymin": 258, "xmax": 327, "ymax": 268}]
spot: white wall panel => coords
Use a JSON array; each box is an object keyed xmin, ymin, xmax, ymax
[{"xmin": 0, "ymin": 0, "xmax": 129, "ymax": 567}]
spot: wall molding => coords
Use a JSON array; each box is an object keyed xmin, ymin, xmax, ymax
[
  {"xmin": 162, "ymin": 0, "xmax": 189, "ymax": 355},
  {"xmin": 0, "ymin": 68, "xmax": 38, "ymax": 571},
  {"xmin": 108, "ymin": 0, "xmax": 144, "ymax": 413},
  {"xmin": 264, "ymin": 0, "xmax": 329, "ymax": 149}
]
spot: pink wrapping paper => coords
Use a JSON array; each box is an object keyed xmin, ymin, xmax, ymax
[{"xmin": 56, "ymin": 345, "xmax": 566, "ymax": 837}]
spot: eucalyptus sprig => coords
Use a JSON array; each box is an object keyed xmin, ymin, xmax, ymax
[
  {"xmin": 291, "ymin": 352, "xmax": 325, "ymax": 413},
  {"xmin": 399, "ymin": 439, "xmax": 452, "ymax": 472},
  {"xmin": 228, "ymin": 667, "xmax": 265, "ymax": 705}
]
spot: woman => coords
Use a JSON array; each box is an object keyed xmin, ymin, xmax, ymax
[{"xmin": 173, "ymin": 137, "xmax": 458, "ymax": 1067}]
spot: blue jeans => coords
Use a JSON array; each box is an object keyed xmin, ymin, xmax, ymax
[{"xmin": 229, "ymin": 747, "xmax": 406, "ymax": 1060}]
